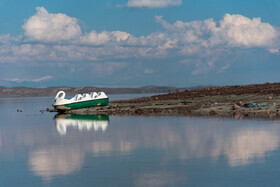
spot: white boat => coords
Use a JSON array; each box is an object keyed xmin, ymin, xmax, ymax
[{"xmin": 53, "ymin": 91, "xmax": 109, "ymax": 110}]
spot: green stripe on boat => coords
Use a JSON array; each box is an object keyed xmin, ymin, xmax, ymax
[{"xmin": 64, "ymin": 98, "xmax": 109, "ymax": 109}]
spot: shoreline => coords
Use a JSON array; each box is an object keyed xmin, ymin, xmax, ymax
[
  {"xmin": 49, "ymin": 83, "xmax": 280, "ymax": 119},
  {"xmin": 57, "ymin": 94, "xmax": 280, "ymax": 119}
]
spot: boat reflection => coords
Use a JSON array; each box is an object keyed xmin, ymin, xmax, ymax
[{"xmin": 55, "ymin": 114, "xmax": 109, "ymax": 135}]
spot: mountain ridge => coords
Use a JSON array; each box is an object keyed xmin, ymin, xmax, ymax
[{"xmin": 0, "ymin": 85, "xmax": 215, "ymax": 98}]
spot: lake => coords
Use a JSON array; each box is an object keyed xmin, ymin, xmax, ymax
[{"xmin": 0, "ymin": 94, "xmax": 280, "ymax": 186}]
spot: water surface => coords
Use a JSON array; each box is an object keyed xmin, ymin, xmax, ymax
[{"xmin": 0, "ymin": 95, "xmax": 280, "ymax": 186}]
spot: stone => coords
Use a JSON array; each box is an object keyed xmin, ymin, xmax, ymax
[
  {"xmin": 209, "ymin": 110, "xmax": 217, "ymax": 115},
  {"xmin": 135, "ymin": 109, "xmax": 144, "ymax": 115},
  {"xmin": 238, "ymin": 100, "xmax": 243, "ymax": 107},
  {"xmin": 233, "ymin": 103, "xmax": 240, "ymax": 110}
]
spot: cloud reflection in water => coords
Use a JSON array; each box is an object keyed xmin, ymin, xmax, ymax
[{"xmin": 26, "ymin": 117, "xmax": 280, "ymax": 183}]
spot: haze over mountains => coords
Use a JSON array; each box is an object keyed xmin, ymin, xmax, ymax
[{"xmin": 0, "ymin": 85, "xmax": 214, "ymax": 98}]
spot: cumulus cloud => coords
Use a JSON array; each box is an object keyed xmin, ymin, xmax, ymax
[
  {"xmin": 0, "ymin": 34, "xmax": 12, "ymax": 44},
  {"xmin": 153, "ymin": 14, "xmax": 279, "ymax": 74},
  {"xmin": 214, "ymin": 14, "xmax": 277, "ymax": 47},
  {"xmin": 1, "ymin": 7, "xmax": 280, "ymax": 82},
  {"xmin": 127, "ymin": 0, "xmax": 182, "ymax": 8},
  {"xmin": 156, "ymin": 14, "xmax": 277, "ymax": 48},
  {"xmin": 79, "ymin": 30, "xmax": 131, "ymax": 46},
  {"xmin": 111, "ymin": 31, "xmax": 131, "ymax": 42},
  {"xmin": 11, "ymin": 44, "xmax": 47, "ymax": 56},
  {"xmin": 22, "ymin": 7, "xmax": 82, "ymax": 42},
  {"xmin": 21, "ymin": 8, "xmax": 277, "ymax": 49}
]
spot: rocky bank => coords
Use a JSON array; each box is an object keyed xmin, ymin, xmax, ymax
[{"xmin": 54, "ymin": 82, "xmax": 280, "ymax": 119}]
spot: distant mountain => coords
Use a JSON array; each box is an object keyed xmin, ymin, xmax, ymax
[{"xmin": 0, "ymin": 86, "xmax": 187, "ymax": 98}]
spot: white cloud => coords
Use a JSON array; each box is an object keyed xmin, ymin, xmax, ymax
[
  {"xmin": 127, "ymin": 0, "xmax": 182, "ymax": 8},
  {"xmin": 0, "ymin": 34, "xmax": 12, "ymax": 44},
  {"xmin": 111, "ymin": 31, "xmax": 131, "ymax": 42},
  {"xmin": 79, "ymin": 30, "xmax": 131, "ymax": 45},
  {"xmin": 11, "ymin": 44, "xmax": 47, "ymax": 56},
  {"xmin": 153, "ymin": 14, "xmax": 278, "ymax": 74},
  {"xmin": 0, "ymin": 34, "xmax": 22, "ymax": 46},
  {"xmin": 5, "ymin": 76, "xmax": 52, "ymax": 83},
  {"xmin": 32, "ymin": 76, "xmax": 53, "ymax": 82},
  {"xmin": 1, "ymin": 7, "xmax": 279, "ymax": 81},
  {"xmin": 218, "ymin": 64, "xmax": 230, "ymax": 73},
  {"xmin": 22, "ymin": 7, "xmax": 82, "ymax": 42},
  {"xmin": 156, "ymin": 14, "xmax": 277, "ymax": 48},
  {"xmin": 20, "ymin": 8, "xmax": 277, "ymax": 60},
  {"xmin": 80, "ymin": 31, "xmax": 110, "ymax": 45},
  {"xmin": 268, "ymin": 48, "xmax": 279, "ymax": 54},
  {"xmin": 4, "ymin": 78, "xmax": 25, "ymax": 83},
  {"xmin": 214, "ymin": 14, "xmax": 277, "ymax": 47}
]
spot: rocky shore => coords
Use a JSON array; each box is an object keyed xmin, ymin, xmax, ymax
[{"xmin": 53, "ymin": 83, "xmax": 280, "ymax": 119}]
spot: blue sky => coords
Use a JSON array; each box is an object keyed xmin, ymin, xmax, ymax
[{"xmin": 0, "ymin": 0, "xmax": 280, "ymax": 87}]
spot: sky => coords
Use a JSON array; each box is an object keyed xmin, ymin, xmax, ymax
[{"xmin": 0, "ymin": 0, "xmax": 280, "ymax": 87}]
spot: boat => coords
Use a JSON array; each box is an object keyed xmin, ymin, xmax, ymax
[{"xmin": 53, "ymin": 91, "xmax": 109, "ymax": 110}]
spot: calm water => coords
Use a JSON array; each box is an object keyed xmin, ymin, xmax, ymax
[{"xmin": 0, "ymin": 95, "xmax": 280, "ymax": 186}]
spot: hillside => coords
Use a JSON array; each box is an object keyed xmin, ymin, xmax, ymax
[{"xmin": 0, "ymin": 86, "xmax": 185, "ymax": 98}]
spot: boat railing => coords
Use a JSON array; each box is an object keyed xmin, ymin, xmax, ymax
[
  {"xmin": 90, "ymin": 92, "xmax": 98, "ymax": 98},
  {"xmin": 97, "ymin": 92, "xmax": 107, "ymax": 98},
  {"xmin": 82, "ymin": 93, "xmax": 91, "ymax": 99},
  {"xmin": 74, "ymin": 94, "xmax": 83, "ymax": 101}
]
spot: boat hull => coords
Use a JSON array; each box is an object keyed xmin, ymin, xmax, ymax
[{"xmin": 53, "ymin": 98, "xmax": 109, "ymax": 110}]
